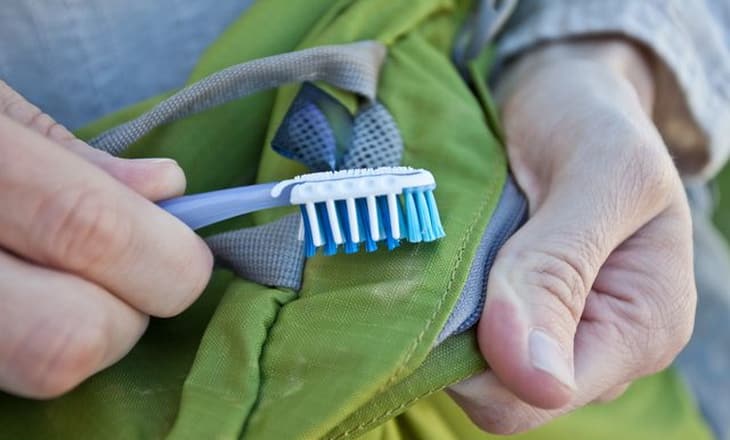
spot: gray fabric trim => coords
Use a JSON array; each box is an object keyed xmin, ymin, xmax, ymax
[
  {"xmin": 89, "ymin": 41, "xmax": 386, "ymax": 155},
  {"xmin": 205, "ymin": 214, "xmax": 304, "ymax": 291},
  {"xmin": 436, "ymin": 175, "xmax": 527, "ymax": 345},
  {"xmin": 453, "ymin": 0, "xmax": 519, "ymax": 74}
]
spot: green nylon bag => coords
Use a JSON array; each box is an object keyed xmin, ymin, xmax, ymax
[{"xmin": 0, "ymin": 1, "xmax": 712, "ymax": 439}]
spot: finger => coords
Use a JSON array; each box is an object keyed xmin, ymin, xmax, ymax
[
  {"xmin": 0, "ymin": 250, "xmax": 148, "ymax": 399},
  {"xmin": 449, "ymin": 322, "xmax": 639, "ymax": 434},
  {"xmin": 447, "ymin": 349, "xmax": 630, "ymax": 435},
  {"xmin": 583, "ymin": 202, "xmax": 696, "ymax": 377},
  {"xmin": 448, "ymin": 371, "xmax": 545, "ymax": 435},
  {"xmin": 455, "ymin": 209, "xmax": 694, "ymax": 434},
  {"xmin": 0, "ymin": 80, "xmax": 185, "ymax": 201},
  {"xmin": 478, "ymin": 142, "xmax": 678, "ymax": 409},
  {"xmin": 0, "ymin": 115, "xmax": 213, "ymax": 317}
]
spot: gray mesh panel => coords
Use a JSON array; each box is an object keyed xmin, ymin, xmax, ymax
[{"xmin": 340, "ymin": 102, "xmax": 403, "ymax": 169}]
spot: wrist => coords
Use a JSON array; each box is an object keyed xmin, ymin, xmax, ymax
[{"xmin": 496, "ymin": 38, "xmax": 656, "ymax": 115}]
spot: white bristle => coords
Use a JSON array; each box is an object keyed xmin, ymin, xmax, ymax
[
  {"xmin": 346, "ymin": 198, "xmax": 359, "ymax": 243},
  {"xmin": 366, "ymin": 196, "xmax": 380, "ymax": 241},
  {"xmin": 387, "ymin": 193, "xmax": 400, "ymax": 239},
  {"xmin": 325, "ymin": 199, "xmax": 343, "ymax": 244},
  {"xmin": 305, "ymin": 203, "xmax": 323, "ymax": 247},
  {"xmin": 298, "ymin": 217, "xmax": 304, "ymax": 241}
]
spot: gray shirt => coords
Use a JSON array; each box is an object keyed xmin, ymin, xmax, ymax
[
  {"xmin": 497, "ymin": 0, "xmax": 730, "ymax": 180},
  {"xmin": 1, "ymin": 1, "xmax": 728, "ymax": 181}
]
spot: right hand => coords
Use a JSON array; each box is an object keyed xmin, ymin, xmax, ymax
[{"xmin": 0, "ymin": 81, "xmax": 213, "ymax": 399}]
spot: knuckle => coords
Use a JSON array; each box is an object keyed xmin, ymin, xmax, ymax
[
  {"xmin": 31, "ymin": 187, "xmax": 134, "ymax": 271},
  {"xmin": 622, "ymin": 279, "xmax": 697, "ymax": 376},
  {"xmin": 653, "ymin": 287, "xmax": 696, "ymax": 371},
  {"xmin": 0, "ymin": 81, "xmax": 72, "ymax": 141},
  {"xmin": 620, "ymin": 140, "xmax": 677, "ymax": 209},
  {"xmin": 1, "ymin": 93, "xmax": 41, "ymax": 125},
  {"xmin": 28, "ymin": 111, "xmax": 62, "ymax": 139},
  {"xmin": 14, "ymin": 314, "xmax": 108, "ymax": 399},
  {"xmin": 153, "ymin": 244, "xmax": 212, "ymax": 318},
  {"xmin": 518, "ymin": 249, "xmax": 591, "ymax": 322},
  {"xmin": 648, "ymin": 276, "xmax": 697, "ymax": 364}
]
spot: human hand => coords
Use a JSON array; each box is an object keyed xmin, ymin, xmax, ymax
[
  {"xmin": 0, "ymin": 82, "xmax": 213, "ymax": 398},
  {"xmin": 449, "ymin": 40, "xmax": 696, "ymax": 433}
]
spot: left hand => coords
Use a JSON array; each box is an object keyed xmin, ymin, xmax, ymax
[{"xmin": 448, "ymin": 39, "xmax": 697, "ymax": 434}]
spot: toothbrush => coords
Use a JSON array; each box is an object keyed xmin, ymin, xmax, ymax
[{"xmin": 159, "ymin": 166, "xmax": 446, "ymax": 257}]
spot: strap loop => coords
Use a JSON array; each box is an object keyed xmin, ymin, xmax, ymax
[{"xmin": 90, "ymin": 41, "xmax": 386, "ymax": 155}]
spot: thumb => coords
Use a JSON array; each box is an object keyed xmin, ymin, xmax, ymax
[
  {"xmin": 477, "ymin": 164, "xmax": 664, "ymax": 409},
  {"xmin": 0, "ymin": 81, "xmax": 185, "ymax": 201}
]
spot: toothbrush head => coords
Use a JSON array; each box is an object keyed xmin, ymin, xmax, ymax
[{"xmin": 271, "ymin": 167, "xmax": 446, "ymax": 257}]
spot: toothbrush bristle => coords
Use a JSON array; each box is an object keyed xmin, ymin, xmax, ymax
[{"xmin": 300, "ymin": 185, "xmax": 445, "ymax": 257}]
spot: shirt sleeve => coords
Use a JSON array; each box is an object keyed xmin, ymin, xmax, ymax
[{"xmin": 494, "ymin": 0, "xmax": 730, "ymax": 180}]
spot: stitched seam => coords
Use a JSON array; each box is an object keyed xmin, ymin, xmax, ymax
[
  {"xmin": 327, "ymin": 370, "xmax": 479, "ymax": 440},
  {"xmin": 237, "ymin": 287, "xmax": 295, "ymax": 438},
  {"xmin": 330, "ymin": 179, "xmax": 500, "ymax": 439},
  {"xmin": 379, "ymin": 185, "xmax": 495, "ymax": 391}
]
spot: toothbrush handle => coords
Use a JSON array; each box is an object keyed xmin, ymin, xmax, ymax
[{"xmin": 158, "ymin": 182, "xmax": 287, "ymax": 230}]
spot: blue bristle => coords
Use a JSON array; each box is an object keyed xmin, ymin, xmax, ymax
[
  {"xmin": 403, "ymin": 189, "xmax": 422, "ymax": 243},
  {"xmin": 397, "ymin": 195, "xmax": 407, "ymax": 241},
  {"xmin": 356, "ymin": 198, "xmax": 378, "ymax": 252},
  {"xmin": 425, "ymin": 190, "xmax": 446, "ymax": 239},
  {"xmin": 299, "ymin": 205, "xmax": 317, "ymax": 257},
  {"xmin": 336, "ymin": 200, "xmax": 359, "ymax": 254},
  {"xmin": 298, "ymin": 182, "xmax": 443, "ymax": 258},
  {"xmin": 345, "ymin": 241, "xmax": 359, "ymax": 254},
  {"xmin": 377, "ymin": 196, "xmax": 400, "ymax": 250},
  {"xmin": 414, "ymin": 190, "xmax": 435, "ymax": 242},
  {"xmin": 316, "ymin": 202, "xmax": 338, "ymax": 256}
]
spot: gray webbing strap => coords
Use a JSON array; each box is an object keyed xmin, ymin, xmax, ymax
[
  {"xmin": 90, "ymin": 41, "xmax": 386, "ymax": 155},
  {"xmin": 452, "ymin": 0, "xmax": 518, "ymax": 76},
  {"xmin": 90, "ymin": 42, "xmax": 390, "ymax": 290}
]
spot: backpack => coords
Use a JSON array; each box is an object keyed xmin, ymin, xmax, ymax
[{"xmin": 0, "ymin": 1, "xmax": 712, "ymax": 439}]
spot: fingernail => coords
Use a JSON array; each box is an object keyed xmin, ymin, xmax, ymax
[
  {"xmin": 529, "ymin": 329, "xmax": 576, "ymax": 390},
  {"xmin": 108, "ymin": 157, "xmax": 186, "ymax": 199}
]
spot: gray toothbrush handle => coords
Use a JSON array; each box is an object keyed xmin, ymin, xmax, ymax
[{"xmin": 158, "ymin": 182, "xmax": 289, "ymax": 230}]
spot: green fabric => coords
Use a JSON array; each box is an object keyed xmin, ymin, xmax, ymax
[
  {"xmin": 361, "ymin": 369, "xmax": 712, "ymax": 440},
  {"xmin": 0, "ymin": 0, "xmax": 713, "ymax": 439},
  {"xmin": 1, "ymin": 0, "xmax": 507, "ymax": 438}
]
